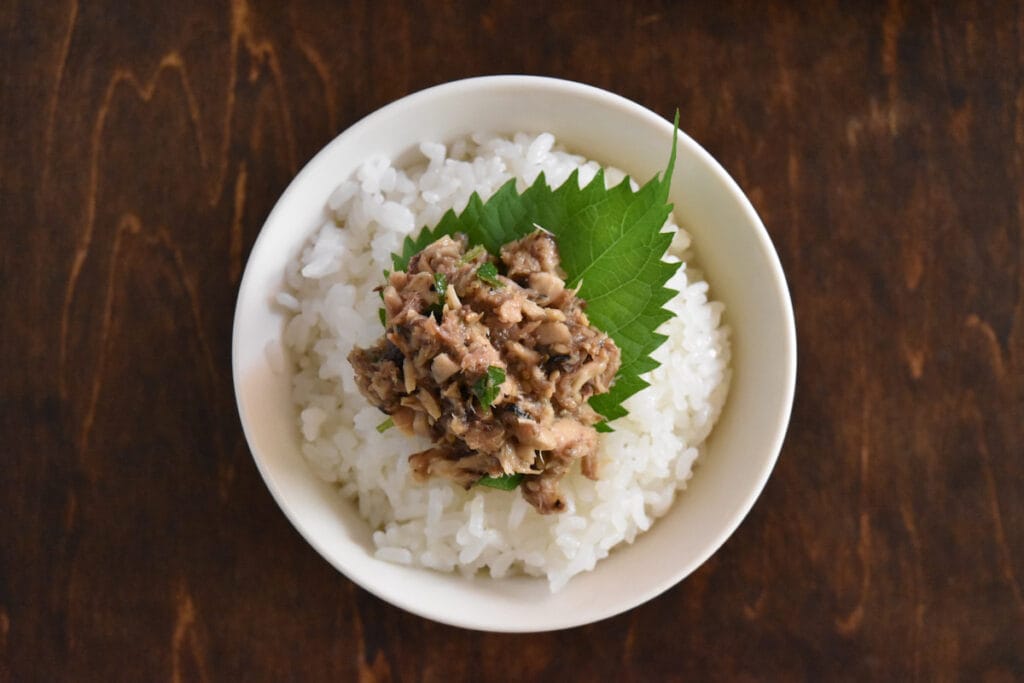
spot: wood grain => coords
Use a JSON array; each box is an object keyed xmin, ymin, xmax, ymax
[{"xmin": 2, "ymin": 0, "xmax": 1022, "ymax": 679}]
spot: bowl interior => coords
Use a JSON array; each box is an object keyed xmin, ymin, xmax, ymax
[{"xmin": 232, "ymin": 76, "xmax": 796, "ymax": 632}]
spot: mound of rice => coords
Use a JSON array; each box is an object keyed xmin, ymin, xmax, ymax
[{"xmin": 280, "ymin": 132, "xmax": 731, "ymax": 591}]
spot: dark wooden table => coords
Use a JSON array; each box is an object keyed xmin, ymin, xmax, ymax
[{"xmin": 4, "ymin": 1, "xmax": 1022, "ymax": 680}]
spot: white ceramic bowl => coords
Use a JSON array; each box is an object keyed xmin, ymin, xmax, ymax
[{"xmin": 232, "ymin": 76, "xmax": 796, "ymax": 632}]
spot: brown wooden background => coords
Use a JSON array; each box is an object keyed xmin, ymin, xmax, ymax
[{"xmin": 3, "ymin": 1, "xmax": 1023, "ymax": 680}]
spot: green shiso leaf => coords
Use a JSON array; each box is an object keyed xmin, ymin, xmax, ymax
[
  {"xmin": 392, "ymin": 113, "xmax": 682, "ymax": 424},
  {"xmin": 477, "ymin": 473, "xmax": 523, "ymax": 490}
]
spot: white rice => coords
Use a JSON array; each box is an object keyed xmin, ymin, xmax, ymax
[{"xmin": 282, "ymin": 132, "xmax": 731, "ymax": 591}]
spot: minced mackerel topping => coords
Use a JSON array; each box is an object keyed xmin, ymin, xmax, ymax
[{"xmin": 348, "ymin": 231, "xmax": 621, "ymax": 513}]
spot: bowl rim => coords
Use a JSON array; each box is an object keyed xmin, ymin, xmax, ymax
[{"xmin": 232, "ymin": 74, "xmax": 797, "ymax": 631}]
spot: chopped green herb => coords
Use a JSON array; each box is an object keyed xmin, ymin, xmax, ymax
[
  {"xmin": 472, "ymin": 365, "xmax": 506, "ymax": 408},
  {"xmin": 477, "ymin": 473, "xmax": 523, "ymax": 490},
  {"xmin": 433, "ymin": 272, "xmax": 448, "ymax": 305},
  {"xmin": 594, "ymin": 421, "xmax": 614, "ymax": 433},
  {"xmin": 461, "ymin": 244, "xmax": 486, "ymax": 263},
  {"xmin": 378, "ymin": 308, "xmax": 386, "ymax": 326},
  {"xmin": 376, "ymin": 417, "xmax": 394, "ymax": 433},
  {"xmin": 476, "ymin": 262, "xmax": 503, "ymax": 288}
]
